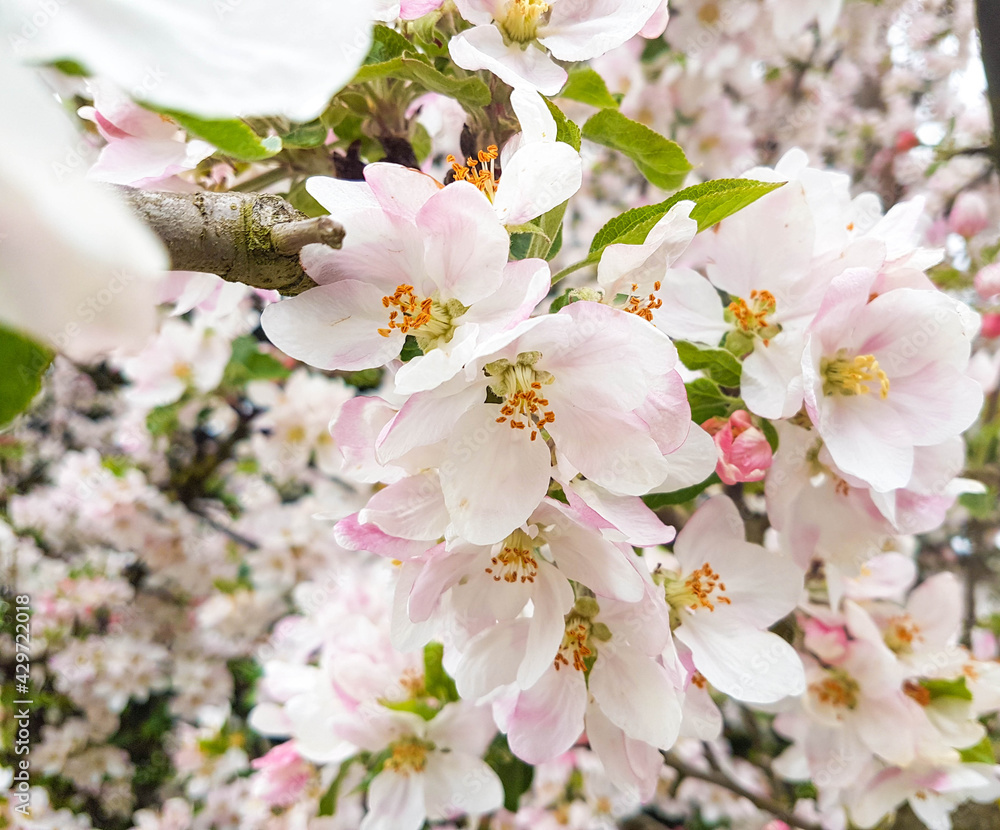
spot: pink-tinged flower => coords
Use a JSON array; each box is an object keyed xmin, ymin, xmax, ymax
[
  {"xmin": 596, "ymin": 201, "xmax": 699, "ymax": 322},
  {"xmin": 802, "ymin": 269, "xmax": 983, "ymax": 493},
  {"xmin": 661, "ymin": 496, "xmax": 805, "ymax": 703},
  {"xmin": 844, "ymin": 573, "xmax": 962, "ymax": 672},
  {"xmin": 701, "ymin": 410, "xmax": 772, "ymax": 485},
  {"xmin": 765, "ymin": 422, "xmax": 963, "ymax": 580},
  {"xmin": 375, "ymin": 302, "xmax": 691, "ymax": 544},
  {"xmin": 450, "ymin": 0, "xmax": 662, "ymax": 95},
  {"xmin": 249, "ymin": 741, "xmax": 313, "ymax": 807},
  {"xmin": 455, "ymin": 88, "xmax": 582, "ymax": 227},
  {"xmin": 78, "ymin": 81, "xmax": 214, "ymax": 187},
  {"xmin": 261, "ymin": 163, "xmax": 548, "ymax": 392},
  {"xmin": 350, "ymin": 703, "xmax": 503, "ymax": 830},
  {"xmin": 947, "ymin": 191, "xmax": 990, "ymax": 238},
  {"xmin": 850, "ymin": 762, "xmax": 1000, "ymax": 830},
  {"xmin": 118, "ymin": 319, "xmax": 230, "ymax": 408},
  {"xmin": 654, "ymin": 181, "xmax": 826, "ymax": 419},
  {"xmin": 775, "ymin": 641, "xmax": 917, "ymax": 789},
  {"xmin": 482, "ymin": 591, "xmax": 681, "ymax": 784}
]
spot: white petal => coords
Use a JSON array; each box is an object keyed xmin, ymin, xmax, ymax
[
  {"xmin": 361, "ymin": 770, "xmax": 426, "ymax": 830},
  {"xmin": 493, "ymin": 141, "xmax": 582, "ymax": 226},
  {"xmin": 676, "ymin": 620, "xmax": 805, "ymax": 704},
  {"xmin": 589, "ymin": 645, "xmax": 681, "ymax": 749},
  {"xmin": 261, "ymin": 281, "xmax": 402, "ymax": 370},
  {"xmin": 14, "ymin": 0, "xmax": 378, "ymax": 120},
  {"xmin": 424, "ymin": 753, "xmax": 504, "ymax": 819},
  {"xmin": 449, "ymin": 25, "xmax": 567, "ymax": 94},
  {"xmin": 442, "ymin": 405, "xmax": 552, "ymax": 545},
  {"xmin": 418, "ymin": 181, "xmax": 508, "ymax": 305}
]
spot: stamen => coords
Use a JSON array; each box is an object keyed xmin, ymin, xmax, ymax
[
  {"xmin": 553, "ymin": 619, "xmax": 593, "ymax": 672},
  {"xmin": 726, "ymin": 289, "xmax": 779, "ymax": 345},
  {"xmin": 485, "ymin": 528, "xmax": 539, "ymax": 583},
  {"xmin": 447, "ymin": 145, "xmax": 500, "ymax": 201},
  {"xmin": 903, "ymin": 679, "xmax": 931, "ymax": 707},
  {"xmin": 486, "ymin": 352, "xmax": 556, "ymax": 442},
  {"xmin": 664, "ymin": 562, "xmax": 731, "ymax": 612},
  {"xmin": 623, "ymin": 280, "xmax": 663, "ymax": 322},
  {"xmin": 884, "ymin": 614, "xmax": 922, "ymax": 654},
  {"xmin": 383, "ymin": 737, "xmax": 433, "ymax": 775},
  {"xmin": 808, "ymin": 671, "xmax": 859, "ymax": 709},
  {"xmin": 499, "ymin": 0, "xmax": 550, "ymax": 42},
  {"xmin": 821, "ymin": 350, "xmax": 890, "ymax": 399},
  {"xmin": 377, "ymin": 284, "xmax": 465, "ymax": 350}
]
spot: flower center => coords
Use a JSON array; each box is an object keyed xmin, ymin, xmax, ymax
[
  {"xmin": 554, "ymin": 618, "xmax": 593, "ymax": 672},
  {"xmin": 697, "ymin": 1, "xmax": 722, "ymax": 25},
  {"xmin": 485, "ymin": 351, "xmax": 556, "ymax": 442},
  {"xmin": 485, "ymin": 528, "xmax": 539, "ymax": 583},
  {"xmin": 821, "ymin": 350, "xmax": 890, "ymax": 399},
  {"xmin": 725, "ymin": 290, "xmax": 780, "ymax": 346},
  {"xmin": 377, "ymin": 284, "xmax": 466, "ymax": 351},
  {"xmin": 447, "ymin": 145, "xmax": 500, "ymax": 201},
  {"xmin": 663, "ymin": 562, "xmax": 731, "ymax": 612},
  {"xmin": 499, "ymin": 0, "xmax": 550, "ymax": 42},
  {"xmin": 903, "ymin": 679, "xmax": 931, "ymax": 707},
  {"xmin": 383, "ymin": 736, "xmax": 433, "ymax": 775},
  {"xmin": 884, "ymin": 614, "xmax": 922, "ymax": 654},
  {"xmin": 623, "ymin": 280, "xmax": 663, "ymax": 322},
  {"xmin": 808, "ymin": 670, "xmax": 859, "ymax": 710}
]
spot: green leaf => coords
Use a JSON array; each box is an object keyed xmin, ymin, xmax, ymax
[
  {"xmin": 958, "ymin": 735, "xmax": 996, "ymax": 765},
  {"xmin": 685, "ymin": 377, "xmax": 735, "ymax": 424},
  {"xmin": 484, "ymin": 733, "xmax": 534, "ymax": 812},
  {"xmin": 399, "ymin": 335, "xmax": 422, "ymax": 362},
  {"xmin": 0, "ymin": 324, "xmax": 53, "ymax": 427},
  {"xmin": 549, "ymin": 288, "xmax": 575, "ymax": 313},
  {"xmin": 959, "ymin": 489, "xmax": 996, "ymax": 520},
  {"xmin": 318, "ymin": 755, "xmax": 362, "ymax": 816},
  {"xmin": 642, "ymin": 473, "xmax": 721, "ymax": 509},
  {"xmin": 582, "ymin": 109, "xmax": 691, "ymax": 190},
  {"xmin": 365, "ymin": 24, "xmax": 417, "ymax": 64},
  {"xmin": 222, "ymin": 336, "xmax": 291, "ymax": 388},
  {"xmin": 920, "ymin": 676, "xmax": 973, "ymax": 702},
  {"xmin": 558, "ymin": 66, "xmax": 619, "ymax": 109},
  {"xmin": 544, "ymin": 99, "xmax": 582, "ymax": 151},
  {"xmin": 353, "ymin": 57, "xmax": 491, "ymax": 108},
  {"xmin": 509, "ymin": 232, "xmax": 533, "ymax": 260},
  {"xmin": 162, "ymin": 111, "xmax": 281, "ymax": 161},
  {"xmin": 423, "ymin": 642, "xmax": 459, "ymax": 703},
  {"xmin": 281, "ymin": 121, "xmax": 328, "ymax": 149},
  {"xmin": 286, "ymin": 180, "xmax": 329, "ymax": 218},
  {"xmin": 674, "ymin": 341, "xmax": 742, "ymax": 388},
  {"xmin": 759, "ymin": 417, "xmax": 779, "ymax": 453},
  {"xmin": 589, "ymin": 178, "xmax": 786, "ymax": 255}
]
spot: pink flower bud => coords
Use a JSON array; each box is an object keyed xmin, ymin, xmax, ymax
[
  {"xmin": 948, "ymin": 192, "xmax": 990, "ymax": 238},
  {"xmin": 250, "ymin": 741, "xmax": 313, "ymax": 807},
  {"xmin": 702, "ymin": 410, "xmax": 773, "ymax": 486},
  {"xmin": 895, "ymin": 130, "xmax": 919, "ymax": 153},
  {"xmin": 802, "ymin": 616, "xmax": 849, "ymax": 664},
  {"xmin": 980, "ymin": 313, "xmax": 1000, "ymax": 339},
  {"xmin": 975, "ymin": 262, "xmax": 1000, "ymax": 301}
]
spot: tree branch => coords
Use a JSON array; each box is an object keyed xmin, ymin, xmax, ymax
[
  {"xmin": 113, "ymin": 186, "xmax": 345, "ymax": 296},
  {"xmin": 661, "ymin": 752, "xmax": 822, "ymax": 830},
  {"xmin": 977, "ymin": 0, "xmax": 1000, "ymax": 171}
]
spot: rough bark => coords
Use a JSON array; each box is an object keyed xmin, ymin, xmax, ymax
[{"xmin": 113, "ymin": 186, "xmax": 345, "ymax": 296}]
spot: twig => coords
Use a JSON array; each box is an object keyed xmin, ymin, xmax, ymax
[
  {"xmin": 661, "ymin": 752, "xmax": 822, "ymax": 830},
  {"xmin": 977, "ymin": 0, "xmax": 1000, "ymax": 171},
  {"xmin": 112, "ymin": 186, "xmax": 344, "ymax": 295}
]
